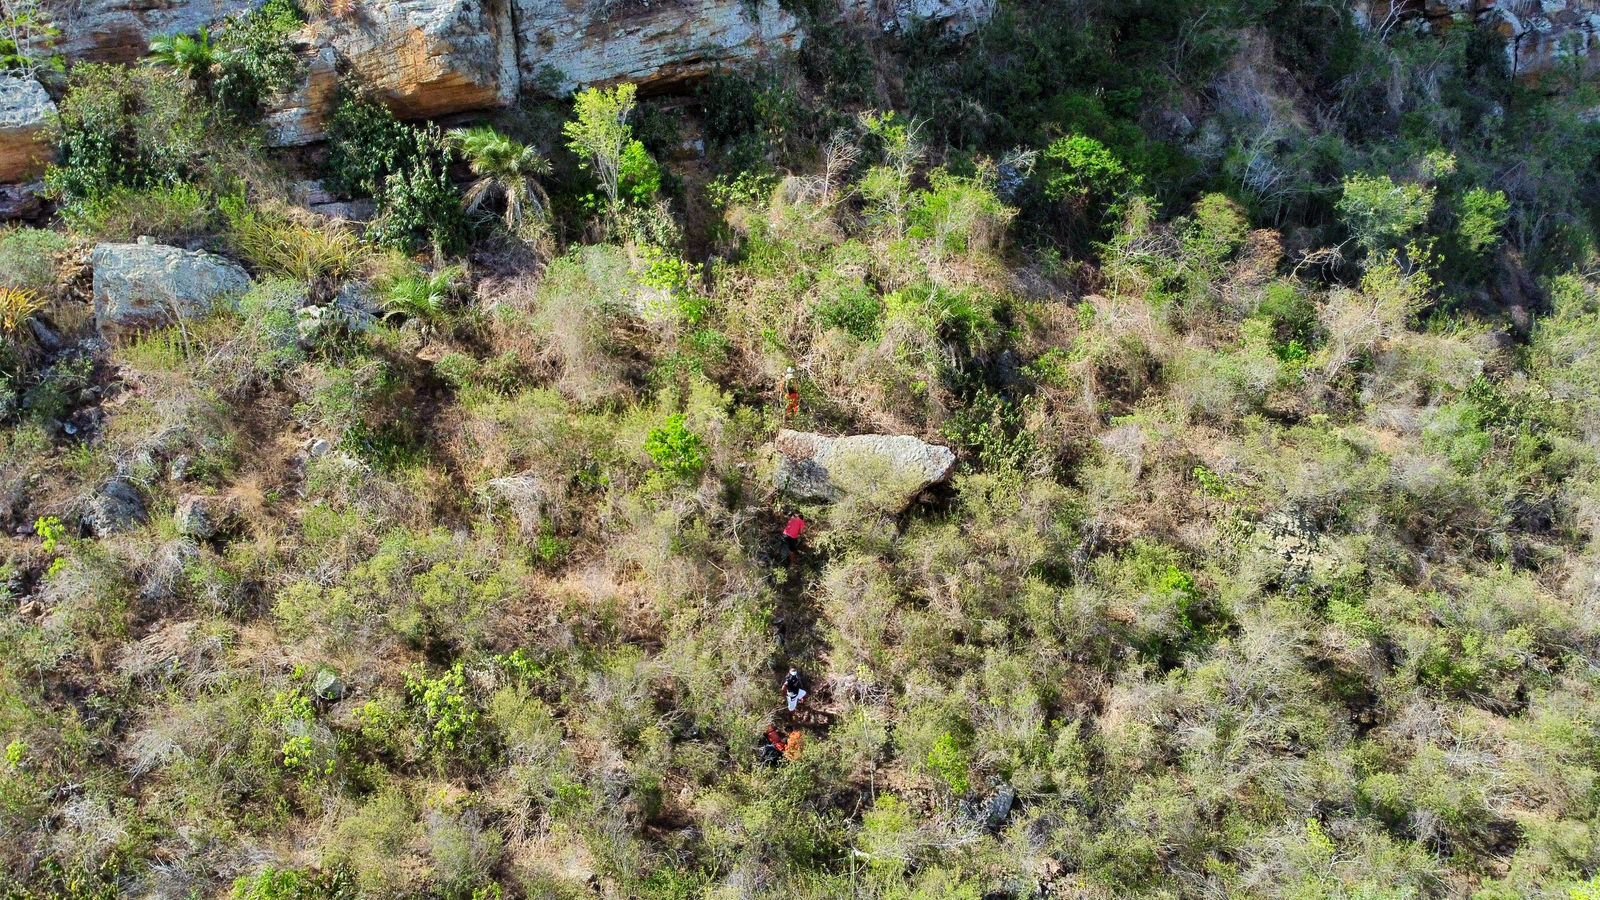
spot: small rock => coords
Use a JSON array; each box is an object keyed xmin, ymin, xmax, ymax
[
  {"xmin": 173, "ymin": 494, "xmax": 217, "ymax": 540},
  {"xmin": 84, "ymin": 477, "xmax": 148, "ymax": 537},
  {"xmin": 0, "ymin": 181, "xmax": 45, "ymax": 222},
  {"xmin": 312, "ymin": 669, "xmax": 346, "ymax": 702},
  {"xmin": 26, "ymin": 315, "xmax": 61, "ymax": 350},
  {"xmin": 985, "ymin": 783, "xmax": 1016, "ymax": 830},
  {"xmin": 307, "ymin": 438, "xmax": 333, "ymax": 459}
]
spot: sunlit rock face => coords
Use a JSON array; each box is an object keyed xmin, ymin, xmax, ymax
[
  {"xmin": 27, "ymin": 0, "xmax": 998, "ymax": 153},
  {"xmin": 1353, "ymin": 0, "xmax": 1600, "ymax": 80}
]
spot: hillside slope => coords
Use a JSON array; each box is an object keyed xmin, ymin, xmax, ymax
[{"xmin": 1, "ymin": 1, "xmax": 1600, "ymax": 898}]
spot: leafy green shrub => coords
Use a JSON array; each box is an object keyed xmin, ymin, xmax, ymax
[
  {"xmin": 1454, "ymin": 186, "xmax": 1509, "ymax": 258},
  {"xmin": 1337, "ymin": 173, "xmax": 1435, "ymax": 257},
  {"xmin": 407, "ymin": 662, "xmax": 491, "ymax": 761},
  {"xmin": 1038, "ymin": 135, "xmax": 1140, "ymax": 211},
  {"xmin": 925, "ymin": 732, "xmax": 973, "ymax": 794},
  {"xmin": 815, "ymin": 281, "xmax": 883, "ymax": 340},
  {"xmin": 908, "ymin": 169, "xmax": 1014, "ymax": 256},
  {"xmin": 637, "ymin": 246, "xmax": 706, "ymax": 324},
  {"xmin": 326, "ymin": 90, "xmax": 419, "ymax": 198},
  {"xmin": 230, "ymin": 867, "xmax": 340, "ymax": 900},
  {"xmin": 212, "ymin": 0, "xmax": 303, "ymax": 120},
  {"xmin": 44, "ymin": 64, "xmax": 207, "ymax": 214},
  {"xmin": 644, "ymin": 414, "xmax": 706, "ymax": 480},
  {"xmin": 367, "ymin": 128, "xmax": 468, "ymax": 256}
]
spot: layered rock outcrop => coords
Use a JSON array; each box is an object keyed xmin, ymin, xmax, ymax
[
  {"xmin": 34, "ymin": 0, "xmax": 997, "ymax": 154},
  {"xmin": 773, "ymin": 429, "xmax": 956, "ymax": 510},
  {"xmin": 1355, "ymin": 0, "xmax": 1600, "ymax": 79},
  {"xmin": 91, "ymin": 241, "xmax": 254, "ymax": 340},
  {"xmin": 0, "ymin": 76, "xmax": 55, "ymax": 183},
  {"xmin": 513, "ymin": 0, "xmax": 800, "ymax": 93}
]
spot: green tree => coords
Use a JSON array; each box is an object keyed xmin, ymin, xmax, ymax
[
  {"xmin": 563, "ymin": 83, "xmax": 639, "ymax": 211},
  {"xmin": 1337, "ymin": 173, "xmax": 1435, "ymax": 257},
  {"xmin": 450, "ymin": 125, "xmax": 553, "ymax": 231},
  {"xmin": 1456, "ymin": 186, "xmax": 1510, "ymax": 258},
  {"xmin": 1038, "ymin": 134, "xmax": 1138, "ymax": 207}
]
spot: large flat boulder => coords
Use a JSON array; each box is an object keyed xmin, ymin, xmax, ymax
[
  {"xmin": 773, "ymin": 429, "xmax": 956, "ymax": 510},
  {"xmin": 0, "ymin": 76, "xmax": 55, "ymax": 183},
  {"xmin": 91, "ymin": 241, "xmax": 253, "ymax": 341}
]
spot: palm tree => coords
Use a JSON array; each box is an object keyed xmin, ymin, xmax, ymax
[
  {"xmin": 383, "ymin": 265, "xmax": 464, "ymax": 332},
  {"xmin": 149, "ymin": 28, "xmax": 219, "ymax": 96},
  {"xmin": 449, "ymin": 126, "xmax": 552, "ymax": 232}
]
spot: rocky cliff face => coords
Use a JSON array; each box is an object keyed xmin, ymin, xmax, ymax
[
  {"xmin": 37, "ymin": 0, "xmax": 994, "ymax": 155},
  {"xmin": 513, "ymin": 0, "xmax": 801, "ymax": 93},
  {"xmin": 0, "ymin": 76, "xmax": 54, "ymax": 183},
  {"xmin": 45, "ymin": 0, "xmax": 256, "ymax": 64},
  {"xmin": 1355, "ymin": 0, "xmax": 1600, "ymax": 79}
]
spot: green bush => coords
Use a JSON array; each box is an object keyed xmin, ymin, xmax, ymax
[
  {"xmin": 815, "ymin": 281, "xmax": 883, "ymax": 340},
  {"xmin": 1038, "ymin": 134, "xmax": 1140, "ymax": 210},
  {"xmin": 366, "ymin": 128, "xmax": 468, "ymax": 256},
  {"xmin": 44, "ymin": 64, "xmax": 207, "ymax": 213},
  {"xmin": 644, "ymin": 414, "xmax": 706, "ymax": 480},
  {"xmin": 1337, "ymin": 172, "xmax": 1435, "ymax": 257},
  {"xmin": 1454, "ymin": 186, "xmax": 1509, "ymax": 258},
  {"xmin": 62, "ymin": 183, "xmax": 217, "ymax": 241},
  {"xmin": 212, "ymin": 0, "xmax": 303, "ymax": 120},
  {"xmin": 325, "ymin": 90, "xmax": 419, "ymax": 198}
]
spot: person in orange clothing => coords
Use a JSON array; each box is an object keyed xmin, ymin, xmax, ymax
[{"xmin": 781, "ymin": 513, "xmax": 806, "ymax": 566}]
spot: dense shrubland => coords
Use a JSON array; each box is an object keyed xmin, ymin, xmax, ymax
[{"xmin": 2, "ymin": 0, "xmax": 1600, "ymax": 897}]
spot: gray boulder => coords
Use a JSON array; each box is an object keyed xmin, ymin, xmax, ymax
[
  {"xmin": 174, "ymin": 494, "xmax": 221, "ymax": 541},
  {"xmin": 312, "ymin": 668, "xmax": 346, "ymax": 702},
  {"xmin": 773, "ymin": 429, "xmax": 956, "ymax": 511},
  {"xmin": 0, "ymin": 76, "xmax": 55, "ymax": 183},
  {"xmin": 84, "ymin": 477, "xmax": 148, "ymax": 536},
  {"xmin": 91, "ymin": 241, "xmax": 253, "ymax": 341}
]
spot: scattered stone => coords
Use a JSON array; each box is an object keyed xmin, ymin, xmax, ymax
[
  {"xmin": 0, "ymin": 181, "xmax": 45, "ymax": 221},
  {"xmin": 985, "ymin": 783, "xmax": 1017, "ymax": 830},
  {"xmin": 83, "ymin": 477, "xmax": 148, "ymax": 537},
  {"xmin": 27, "ymin": 317, "xmax": 62, "ymax": 352},
  {"xmin": 306, "ymin": 438, "xmax": 333, "ymax": 459},
  {"xmin": 0, "ymin": 75, "xmax": 56, "ymax": 183},
  {"xmin": 90, "ymin": 242, "xmax": 253, "ymax": 341},
  {"xmin": 173, "ymin": 494, "xmax": 219, "ymax": 541},
  {"xmin": 773, "ymin": 429, "xmax": 956, "ymax": 511},
  {"xmin": 312, "ymin": 669, "xmax": 346, "ymax": 702},
  {"xmin": 333, "ymin": 284, "xmax": 381, "ymax": 332}
]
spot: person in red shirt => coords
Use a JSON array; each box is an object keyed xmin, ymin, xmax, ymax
[{"xmin": 781, "ymin": 514, "xmax": 806, "ymax": 566}]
